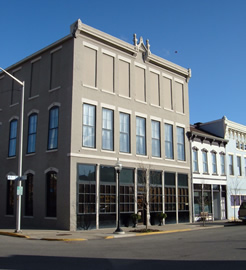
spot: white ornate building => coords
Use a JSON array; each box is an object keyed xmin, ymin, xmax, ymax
[{"xmin": 196, "ymin": 117, "xmax": 246, "ymax": 220}]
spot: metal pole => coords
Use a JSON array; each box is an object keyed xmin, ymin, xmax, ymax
[
  {"xmin": 0, "ymin": 67, "xmax": 24, "ymax": 233},
  {"xmin": 16, "ymin": 82, "xmax": 25, "ymax": 232}
]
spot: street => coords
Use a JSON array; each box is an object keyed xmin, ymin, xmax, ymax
[{"xmin": 0, "ymin": 225, "xmax": 245, "ymax": 270}]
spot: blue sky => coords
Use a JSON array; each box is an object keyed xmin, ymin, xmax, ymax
[{"xmin": 1, "ymin": 0, "xmax": 246, "ymax": 125}]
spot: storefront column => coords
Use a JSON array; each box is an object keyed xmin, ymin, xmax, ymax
[{"xmin": 96, "ymin": 164, "xmax": 100, "ymax": 229}]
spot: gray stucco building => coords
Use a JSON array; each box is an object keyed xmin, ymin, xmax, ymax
[{"xmin": 0, "ymin": 19, "xmax": 192, "ymax": 230}]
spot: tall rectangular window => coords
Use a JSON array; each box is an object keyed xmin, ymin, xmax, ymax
[
  {"xmin": 48, "ymin": 107, "xmax": 59, "ymax": 150},
  {"xmin": 165, "ymin": 123, "xmax": 173, "ymax": 159},
  {"xmin": 30, "ymin": 59, "xmax": 40, "ymax": 97},
  {"xmin": 229, "ymin": 155, "xmax": 234, "ymax": 175},
  {"xmin": 136, "ymin": 116, "xmax": 146, "ymax": 155},
  {"xmin": 8, "ymin": 119, "xmax": 18, "ymax": 157},
  {"xmin": 46, "ymin": 171, "xmax": 57, "ymax": 217},
  {"xmin": 211, "ymin": 152, "xmax": 217, "ymax": 174},
  {"xmin": 193, "ymin": 148, "xmax": 199, "ymax": 172},
  {"xmin": 120, "ymin": 112, "xmax": 130, "ymax": 153},
  {"xmin": 220, "ymin": 154, "xmax": 225, "ymax": 175},
  {"xmin": 177, "ymin": 127, "xmax": 185, "ymax": 161},
  {"xmin": 50, "ymin": 49, "xmax": 61, "ymax": 90},
  {"xmin": 237, "ymin": 156, "xmax": 242, "ymax": 176},
  {"xmin": 151, "ymin": 120, "xmax": 160, "ymax": 157},
  {"xmin": 25, "ymin": 174, "xmax": 33, "ymax": 216},
  {"xmin": 102, "ymin": 108, "xmax": 114, "ymax": 151},
  {"xmin": 202, "ymin": 151, "xmax": 208, "ymax": 173},
  {"xmin": 27, "ymin": 114, "xmax": 37, "ymax": 154},
  {"xmin": 82, "ymin": 104, "xmax": 96, "ymax": 148}
]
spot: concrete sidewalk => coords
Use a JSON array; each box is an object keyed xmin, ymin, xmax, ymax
[{"xmin": 0, "ymin": 221, "xmax": 237, "ymax": 242}]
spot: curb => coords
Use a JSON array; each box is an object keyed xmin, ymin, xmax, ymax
[{"xmin": 0, "ymin": 231, "xmax": 30, "ymax": 239}]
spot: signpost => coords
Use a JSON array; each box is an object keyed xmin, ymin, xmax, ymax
[{"xmin": 1, "ymin": 67, "xmax": 25, "ymax": 233}]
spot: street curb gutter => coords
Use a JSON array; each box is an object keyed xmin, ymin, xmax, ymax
[
  {"xmin": 104, "ymin": 228, "xmax": 192, "ymax": 239},
  {"xmin": 0, "ymin": 232, "xmax": 30, "ymax": 239}
]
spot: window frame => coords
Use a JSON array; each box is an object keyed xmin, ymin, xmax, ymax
[
  {"xmin": 82, "ymin": 103, "xmax": 96, "ymax": 148},
  {"xmin": 119, "ymin": 112, "xmax": 130, "ymax": 153},
  {"xmin": 27, "ymin": 113, "xmax": 38, "ymax": 154},
  {"xmin": 47, "ymin": 106, "xmax": 59, "ymax": 150},
  {"xmin": 102, "ymin": 108, "xmax": 114, "ymax": 151},
  {"xmin": 177, "ymin": 126, "xmax": 185, "ymax": 161},
  {"xmin": 165, "ymin": 123, "xmax": 174, "ymax": 159},
  {"xmin": 136, "ymin": 116, "xmax": 146, "ymax": 155},
  {"xmin": 8, "ymin": 119, "xmax": 18, "ymax": 157},
  {"xmin": 151, "ymin": 120, "xmax": 161, "ymax": 157}
]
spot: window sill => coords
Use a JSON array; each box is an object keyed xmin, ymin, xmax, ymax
[
  {"xmin": 45, "ymin": 217, "xmax": 57, "ymax": 220},
  {"xmin": 7, "ymin": 156, "xmax": 16, "ymax": 160},
  {"xmin": 101, "ymin": 149, "xmax": 116, "ymax": 154},
  {"xmin": 46, "ymin": 149, "xmax": 58, "ymax": 153},
  {"xmin": 26, "ymin": 153, "xmax": 36, "ymax": 157},
  {"xmin": 49, "ymin": 86, "xmax": 61, "ymax": 92},
  {"xmin": 28, "ymin": 94, "xmax": 39, "ymax": 100},
  {"xmin": 82, "ymin": 83, "xmax": 98, "ymax": 91}
]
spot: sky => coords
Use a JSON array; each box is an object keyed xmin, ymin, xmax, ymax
[{"xmin": 1, "ymin": 0, "xmax": 246, "ymax": 125}]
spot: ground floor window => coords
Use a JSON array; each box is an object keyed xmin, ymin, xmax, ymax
[
  {"xmin": 6, "ymin": 180, "xmax": 15, "ymax": 215},
  {"xmin": 25, "ymin": 173, "xmax": 33, "ymax": 216},
  {"xmin": 46, "ymin": 171, "xmax": 57, "ymax": 217}
]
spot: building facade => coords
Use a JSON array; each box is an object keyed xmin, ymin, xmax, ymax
[
  {"xmin": 0, "ymin": 19, "xmax": 192, "ymax": 230},
  {"xmin": 188, "ymin": 124, "xmax": 228, "ymax": 221},
  {"xmin": 197, "ymin": 117, "xmax": 246, "ymax": 221}
]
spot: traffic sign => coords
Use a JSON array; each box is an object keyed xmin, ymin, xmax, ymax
[{"xmin": 7, "ymin": 175, "xmax": 18, "ymax": 181}]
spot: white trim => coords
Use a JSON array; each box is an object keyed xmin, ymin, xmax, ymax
[
  {"xmin": 162, "ymin": 72, "xmax": 173, "ymax": 80},
  {"xmin": 134, "ymin": 62, "xmax": 146, "ymax": 69},
  {"xmin": 83, "ymin": 41, "xmax": 98, "ymax": 51},
  {"xmin": 101, "ymin": 103, "xmax": 115, "ymax": 110},
  {"xmin": 118, "ymin": 55, "xmax": 131, "ymax": 63},
  {"xmin": 82, "ymin": 98, "xmax": 98, "ymax": 106},
  {"xmin": 101, "ymin": 48, "xmax": 116, "ymax": 57},
  {"xmin": 9, "ymin": 116, "xmax": 19, "ymax": 122},
  {"xmin": 101, "ymin": 89, "xmax": 116, "ymax": 95},
  {"xmin": 150, "ymin": 115, "xmax": 162, "ymax": 122},
  {"xmin": 24, "ymin": 169, "xmax": 36, "ymax": 175},
  {"xmin": 68, "ymin": 152, "xmax": 190, "ymax": 170},
  {"xmin": 149, "ymin": 67, "xmax": 160, "ymax": 75},
  {"xmin": 135, "ymin": 112, "xmax": 147, "ymax": 118},
  {"xmin": 118, "ymin": 107, "xmax": 132, "ymax": 114},
  {"xmin": 50, "ymin": 46, "xmax": 62, "ymax": 54},
  {"xmin": 176, "ymin": 122, "xmax": 186, "ymax": 128},
  {"xmin": 164, "ymin": 119, "xmax": 174, "ymax": 125}
]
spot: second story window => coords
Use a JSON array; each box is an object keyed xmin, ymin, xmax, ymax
[
  {"xmin": 165, "ymin": 123, "xmax": 173, "ymax": 159},
  {"xmin": 229, "ymin": 154, "xmax": 234, "ymax": 175},
  {"xmin": 202, "ymin": 150, "xmax": 208, "ymax": 173},
  {"xmin": 177, "ymin": 126, "xmax": 185, "ymax": 161},
  {"xmin": 119, "ymin": 112, "xmax": 130, "ymax": 153},
  {"xmin": 211, "ymin": 152, "xmax": 217, "ymax": 174},
  {"xmin": 151, "ymin": 120, "xmax": 161, "ymax": 157},
  {"xmin": 8, "ymin": 119, "xmax": 18, "ymax": 157},
  {"xmin": 192, "ymin": 148, "xmax": 199, "ymax": 172},
  {"xmin": 27, "ymin": 114, "xmax": 38, "ymax": 154},
  {"xmin": 237, "ymin": 156, "xmax": 242, "ymax": 176},
  {"xmin": 102, "ymin": 108, "xmax": 114, "ymax": 151},
  {"xmin": 48, "ymin": 106, "xmax": 59, "ymax": 150},
  {"xmin": 220, "ymin": 154, "xmax": 225, "ymax": 175},
  {"xmin": 82, "ymin": 104, "xmax": 96, "ymax": 148},
  {"xmin": 136, "ymin": 116, "xmax": 146, "ymax": 155}
]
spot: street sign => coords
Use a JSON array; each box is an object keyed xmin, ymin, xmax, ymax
[
  {"xmin": 17, "ymin": 186, "xmax": 23, "ymax": 196},
  {"xmin": 7, "ymin": 175, "xmax": 27, "ymax": 181},
  {"xmin": 7, "ymin": 175, "xmax": 18, "ymax": 181}
]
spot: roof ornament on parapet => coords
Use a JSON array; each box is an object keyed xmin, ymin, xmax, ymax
[
  {"xmin": 133, "ymin": 33, "xmax": 151, "ymax": 62},
  {"xmin": 71, "ymin": 19, "xmax": 83, "ymax": 38}
]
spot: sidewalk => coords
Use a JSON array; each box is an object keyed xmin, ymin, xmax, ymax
[{"xmin": 0, "ymin": 221, "xmax": 234, "ymax": 242}]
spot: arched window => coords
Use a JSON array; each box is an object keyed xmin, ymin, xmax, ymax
[{"xmin": 46, "ymin": 171, "xmax": 57, "ymax": 217}]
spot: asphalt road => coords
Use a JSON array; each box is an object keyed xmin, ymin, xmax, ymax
[{"xmin": 0, "ymin": 225, "xmax": 245, "ymax": 270}]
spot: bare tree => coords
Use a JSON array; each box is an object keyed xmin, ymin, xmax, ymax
[{"xmin": 228, "ymin": 177, "xmax": 241, "ymax": 221}]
